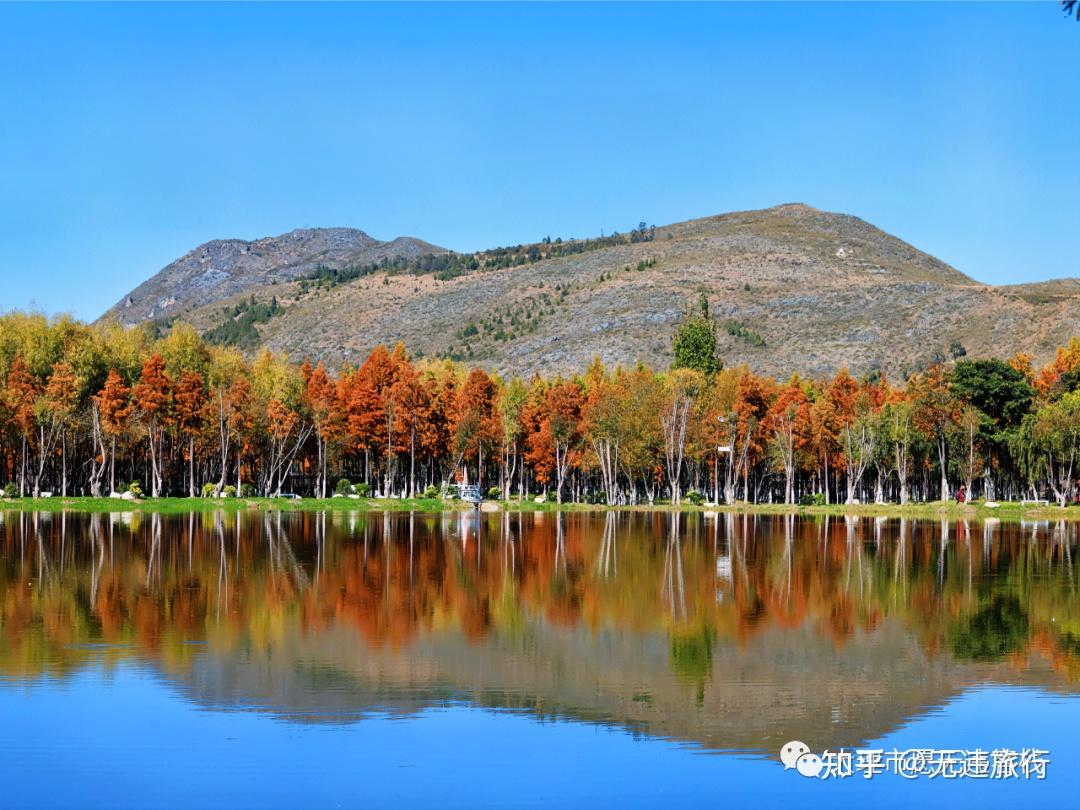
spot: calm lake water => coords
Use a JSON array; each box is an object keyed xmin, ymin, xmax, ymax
[{"xmin": 2, "ymin": 510, "xmax": 1079, "ymax": 808}]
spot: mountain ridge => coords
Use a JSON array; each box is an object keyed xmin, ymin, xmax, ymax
[
  {"xmin": 101, "ymin": 227, "xmax": 446, "ymax": 324},
  {"xmin": 99, "ymin": 204, "xmax": 1080, "ymax": 379}
]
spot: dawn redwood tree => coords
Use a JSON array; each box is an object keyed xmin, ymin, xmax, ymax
[
  {"xmin": 453, "ymin": 368, "xmax": 499, "ymax": 491},
  {"xmin": 615, "ymin": 366, "xmax": 666, "ymax": 505},
  {"xmin": 205, "ymin": 349, "xmax": 246, "ymax": 496},
  {"xmin": 422, "ymin": 366, "xmax": 458, "ymax": 490},
  {"xmin": 389, "ymin": 361, "xmax": 430, "ymax": 497},
  {"xmin": 38, "ymin": 361, "xmax": 78, "ymax": 497},
  {"xmin": 498, "ymin": 376, "xmax": 528, "ymax": 500},
  {"xmin": 882, "ymin": 398, "xmax": 915, "ymax": 504},
  {"xmin": 303, "ymin": 360, "xmax": 338, "ymax": 498},
  {"xmin": 6, "ymin": 355, "xmax": 38, "ymax": 496},
  {"xmin": 731, "ymin": 370, "xmax": 773, "ymax": 503},
  {"xmin": 955, "ymin": 405, "xmax": 984, "ymax": 500},
  {"xmin": 132, "ymin": 354, "xmax": 173, "ymax": 497},
  {"xmin": 265, "ymin": 397, "xmax": 312, "ymax": 496},
  {"xmin": 226, "ymin": 376, "xmax": 256, "ymax": 494},
  {"xmin": 1033, "ymin": 339, "xmax": 1080, "ymax": 394},
  {"xmin": 913, "ymin": 365, "xmax": 958, "ymax": 502},
  {"xmin": 806, "ymin": 393, "xmax": 838, "ymax": 504},
  {"xmin": 522, "ymin": 377, "xmax": 554, "ymax": 497},
  {"xmin": 251, "ymin": 349, "xmax": 311, "ymax": 496},
  {"xmin": 839, "ymin": 401, "xmax": 878, "ymax": 504},
  {"xmin": 458, "ymin": 372, "xmax": 496, "ymax": 481},
  {"xmin": 660, "ymin": 369, "xmax": 703, "ymax": 505},
  {"xmin": 544, "ymin": 380, "xmax": 584, "ymax": 504},
  {"xmin": 826, "ymin": 370, "xmax": 879, "ymax": 504},
  {"xmin": 766, "ymin": 378, "xmax": 808, "ymax": 504},
  {"xmin": 96, "ymin": 368, "xmax": 132, "ymax": 496},
  {"xmin": 340, "ymin": 368, "xmax": 380, "ymax": 488},
  {"xmin": 341, "ymin": 346, "xmax": 399, "ymax": 489},
  {"xmin": 87, "ymin": 399, "xmax": 108, "ymax": 497},
  {"xmin": 379, "ymin": 344, "xmax": 412, "ymax": 495},
  {"xmin": 582, "ymin": 363, "xmax": 625, "ymax": 505},
  {"xmin": 174, "ymin": 371, "xmax": 208, "ymax": 497},
  {"xmin": 696, "ymin": 367, "xmax": 742, "ymax": 505}
]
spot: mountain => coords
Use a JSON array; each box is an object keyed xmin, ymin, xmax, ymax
[
  {"xmin": 100, "ymin": 227, "xmax": 446, "ymax": 324},
  {"xmin": 179, "ymin": 619, "xmax": 1045, "ymax": 755},
  {"xmin": 100, "ymin": 204, "xmax": 1080, "ymax": 378}
]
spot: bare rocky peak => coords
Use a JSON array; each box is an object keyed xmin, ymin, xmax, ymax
[{"xmin": 100, "ymin": 227, "xmax": 445, "ymax": 324}]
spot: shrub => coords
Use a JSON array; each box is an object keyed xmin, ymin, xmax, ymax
[
  {"xmin": 423, "ymin": 484, "xmax": 439, "ymax": 499},
  {"xmin": 223, "ymin": 485, "xmax": 237, "ymax": 498},
  {"xmin": 239, "ymin": 483, "xmax": 256, "ymax": 498},
  {"xmin": 685, "ymin": 490, "xmax": 706, "ymax": 505},
  {"xmin": 2, "ymin": 483, "xmax": 17, "ymax": 499},
  {"xmin": 355, "ymin": 482, "xmax": 370, "ymax": 497},
  {"xmin": 202, "ymin": 482, "xmax": 217, "ymax": 497},
  {"xmin": 799, "ymin": 492, "xmax": 827, "ymax": 506},
  {"xmin": 334, "ymin": 477, "xmax": 353, "ymax": 496},
  {"xmin": 488, "ymin": 486, "xmax": 501, "ymax": 499},
  {"xmin": 724, "ymin": 319, "xmax": 766, "ymax": 348},
  {"xmin": 127, "ymin": 482, "xmax": 143, "ymax": 498}
]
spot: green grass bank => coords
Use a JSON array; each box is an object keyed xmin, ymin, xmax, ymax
[{"xmin": 1, "ymin": 495, "xmax": 1078, "ymax": 522}]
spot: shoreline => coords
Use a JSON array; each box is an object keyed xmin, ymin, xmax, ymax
[{"xmin": 1, "ymin": 496, "xmax": 1078, "ymax": 522}]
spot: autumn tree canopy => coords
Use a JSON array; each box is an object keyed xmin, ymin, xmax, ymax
[{"xmin": 1, "ymin": 311, "xmax": 1080, "ymax": 505}]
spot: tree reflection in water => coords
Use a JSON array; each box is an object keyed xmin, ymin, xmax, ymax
[{"xmin": 1, "ymin": 510, "xmax": 1080, "ymax": 751}]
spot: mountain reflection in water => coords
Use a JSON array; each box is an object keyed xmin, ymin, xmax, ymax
[{"xmin": 1, "ymin": 510, "xmax": 1079, "ymax": 755}]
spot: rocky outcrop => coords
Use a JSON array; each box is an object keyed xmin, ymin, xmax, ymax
[{"xmin": 100, "ymin": 227, "xmax": 445, "ymax": 325}]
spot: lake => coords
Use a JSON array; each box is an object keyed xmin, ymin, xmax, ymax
[{"xmin": 1, "ymin": 510, "xmax": 1078, "ymax": 808}]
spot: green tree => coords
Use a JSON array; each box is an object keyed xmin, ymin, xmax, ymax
[
  {"xmin": 672, "ymin": 298, "xmax": 720, "ymax": 376},
  {"xmin": 1013, "ymin": 392, "xmax": 1080, "ymax": 506},
  {"xmin": 951, "ymin": 359, "xmax": 1034, "ymax": 432},
  {"xmin": 951, "ymin": 358, "xmax": 1034, "ymax": 495}
]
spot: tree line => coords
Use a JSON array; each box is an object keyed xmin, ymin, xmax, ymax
[
  {"xmin": 1, "ymin": 309, "xmax": 1080, "ymax": 506},
  {"xmin": 303, "ymin": 220, "xmax": 659, "ymax": 289}
]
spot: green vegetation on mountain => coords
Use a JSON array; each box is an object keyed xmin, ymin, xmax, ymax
[{"xmin": 203, "ymin": 296, "xmax": 282, "ymax": 347}]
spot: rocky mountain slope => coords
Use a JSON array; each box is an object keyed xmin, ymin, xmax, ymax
[
  {"xmin": 101, "ymin": 227, "xmax": 445, "ymax": 324},
  {"xmin": 100, "ymin": 204, "xmax": 1080, "ymax": 379}
]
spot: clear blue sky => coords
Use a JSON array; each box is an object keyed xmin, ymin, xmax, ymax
[{"xmin": 1, "ymin": 1, "xmax": 1078, "ymax": 320}]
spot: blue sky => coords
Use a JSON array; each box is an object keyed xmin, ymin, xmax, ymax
[{"xmin": 1, "ymin": 2, "xmax": 1078, "ymax": 320}]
